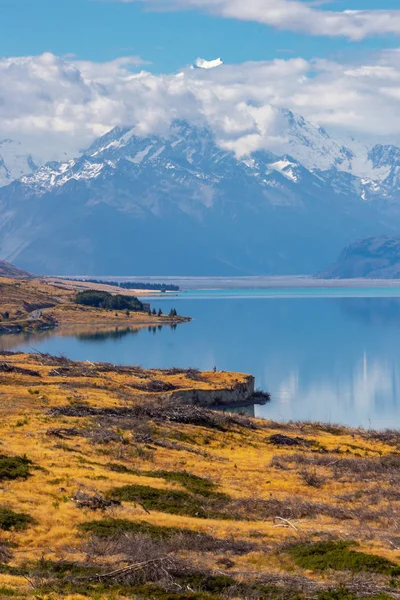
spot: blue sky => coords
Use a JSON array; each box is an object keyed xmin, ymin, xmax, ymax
[{"xmin": 1, "ymin": 0, "xmax": 400, "ymax": 72}]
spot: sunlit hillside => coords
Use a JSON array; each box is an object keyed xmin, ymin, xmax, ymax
[{"xmin": 0, "ymin": 352, "xmax": 398, "ymax": 599}]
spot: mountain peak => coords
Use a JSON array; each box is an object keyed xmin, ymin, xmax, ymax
[{"xmin": 3, "ymin": 116, "xmax": 400, "ymax": 277}]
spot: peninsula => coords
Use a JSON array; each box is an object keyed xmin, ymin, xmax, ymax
[{"xmin": 0, "ymin": 275, "xmax": 189, "ymax": 336}]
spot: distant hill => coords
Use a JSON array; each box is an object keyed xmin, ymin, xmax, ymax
[
  {"xmin": 0, "ymin": 259, "xmax": 32, "ymax": 279},
  {"xmin": 318, "ymin": 236, "xmax": 400, "ymax": 279}
]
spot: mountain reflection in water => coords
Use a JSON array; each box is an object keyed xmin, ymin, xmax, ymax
[{"xmin": 339, "ymin": 297, "xmax": 400, "ymax": 327}]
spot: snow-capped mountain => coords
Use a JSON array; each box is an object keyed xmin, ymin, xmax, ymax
[
  {"xmin": 2, "ymin": 117, "xmax": 400, "ymax": 276},
  {"xmin": 0, "ymin": 139, "xmax": 38, "ymax": 187},
  {"xmin": 257, "ymin": 109, "xmax": 355, "ymax": 173},
  {"xmin": 16, "ymin": 116, "xmax": 400, "ymax": 205}
]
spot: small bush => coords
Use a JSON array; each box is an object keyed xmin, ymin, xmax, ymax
[
  {"xmin": 0, "ymin": 455, "xmax": 33, "ymax": 481},
  {"xmin": 301, "ymin": 470, "xmax": 326, "ymax": 488},
  {"xmin": 0, "ymin": 587, "xmax": 15, "ymax": 597},
  {"xmin": 108, "ymin": 463, "xmax": 138, "ymax": 474},
  {"xmin": 79, "ymin": 518, "xmax": 253, "ymax": 556},
  {"xmin": 133, "ymin": 585, "xmax": 224, "ymax": 600},
  {"xmin": 147, "ymin": 471, "xmax": 218, "ymax": 496},
  {"xmin": 107, "ymin": 484, "xmax": 230, "ymax": 519},
  {"xmin": 0, "ymin": 543, "xmax": 13, "ymax": 565},
  {"xmin": 169, "ymin": 431, "xmax": 197, "ymax": 445},
  {"xmin": 316, "ymin": 590, "xmax": 393, "ymax": 600},
  {"xmin": 0, "ymin": 508, "xmax": 34, "ymax": 531},
  {"xmin": 178, "ymin": 573, "xmax": 236, "ymax": 594},
  {"xmin": 287, "ymin": 541, "xmax": 400, "ymax": 576},
  {"xmin": 32, "ymin": 558, "xmax": 97, "ymax": 579},
  {"xmin": 79, "ymin": 518, "xmax": 196, "ymax": 539}
]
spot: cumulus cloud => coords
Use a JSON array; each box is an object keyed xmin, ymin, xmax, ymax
[
  {"xmin": 194, "ymin": 57, "xmax": 223, "ymax": 69},
  {"xmin": 112, "ymin": 0, "xmax": 400, "ymax": 41},
  {"xmin": 3, "ymin": 50, "xmax": 400, "ymax": 161}
]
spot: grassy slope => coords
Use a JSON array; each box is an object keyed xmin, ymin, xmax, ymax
[
  {"xmin": 0, "ymin": 277, "xmax": 188, "ymax": 335},
  {"xmin": 0, "ymin": 353, "xmax": 398, "ymax": 599},
  {"xmin": 0, "ymin": 261, "xmax": 31, "ymax": 280}
]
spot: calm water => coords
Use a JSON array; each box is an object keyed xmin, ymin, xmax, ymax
[{"xmin": 3, "ymin": 288, "xmax": 400, "ymax": 429}]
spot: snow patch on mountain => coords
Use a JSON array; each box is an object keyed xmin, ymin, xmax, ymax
[
  {"xmin": 20, "ymin": 157, "xmax": 113, "ymax": 193},
  {"xmin": 128, "ymin": 145, "xmax": 153, "ymax": 164},
  {"xmin": 269, "ymin": 158, "xmax": 300, "ymax": 182}
]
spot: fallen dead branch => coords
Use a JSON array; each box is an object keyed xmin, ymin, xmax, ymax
[
  {"xmin": 73, "ymin": 490, "xmax": 121, "ymax": 511},
  {"xmin": 273, "ymin": 516, "xmax": 299, "ymax": 532}
]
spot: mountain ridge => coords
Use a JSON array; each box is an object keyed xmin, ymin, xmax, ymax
[
  {"xmin": 318, "ymin": 236, "xmax": 400, "ymax": 279},
  {"xmin": 2, "ymin": 116, "xmax": 400, "ymax": 275},
  {"xmin": 0, "ymin": 259, "xmax": 32, "ymax": 279}
]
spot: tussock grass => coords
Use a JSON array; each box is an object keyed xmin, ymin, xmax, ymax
[{"xmin": 0, "ymin": 352, "xmax": 399, "ymax": 599}]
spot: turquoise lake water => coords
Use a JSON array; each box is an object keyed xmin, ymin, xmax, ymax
[{"xmin": 3, "ymin": 287, "xmax": 400, "ymax": 429}]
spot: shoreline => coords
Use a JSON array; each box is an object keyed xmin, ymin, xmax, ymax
[
  {"xmin": 0, "ymin": 316, "xmax": 191, "ymax": 337},
  {"xmin": 48, "ymin": 274, "xmax": 400, "ymax": 290},
  {"xmin": 0, "ymin": 275, "xmax": 191, "ymax": 338},
  {"xmin": 0, "ymin": 351, "xmax": 263, "ymax": 408}
]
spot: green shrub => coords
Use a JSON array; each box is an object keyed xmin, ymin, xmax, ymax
[
  {"xmin": 0, "ymin": 508, "xmax": 34, "ymax": 531},
  {"xmin": 107, "ymin": 466, "xmax": 217, "ymax": 497},
  {"xmin": 33, "ymin": 558, "xmax": 97, "ymax": 578},
  {"xmin": 316, "ymin": 591, "xmax": 392, "ymax": 600},
  {"xmin": 288, "ymin": 541, "xmax": 400, "ymax": 576},
  {"xmin": 75, "ymin": 290, "xmax": 143, "ymax": 312},
  {"xmin": 177, "ymin": 574, "xmax": 235, "ymax": 594},
  {"xmin": 134, "ymin": 575, "xmax": 238, "ymax": 600},
  {"xmin": 134, "ymin": 586, "xmax": 224, "ymax": 600},
  {"xmin": 78, "ymin": 518, "xmax": 197, "ymax": 539},
  {"xmin": 0, "ymin": 587, "xmax": 15, "ymax": 597},
  {"xmin": 145, "ymin": 471, "xmax": 218, "ymax": 496},
  {"xmin": 108, "ymin": 463, "xmax": 139, "ymax": 475},
  {"xmin": 107, "ymin": 484, "xmax": 230, "ymax": 519},
  {"xmin": 0, "ymin": 565, "xmax": 26, "ymax": 577},
  {"xmin": 0, "ymin": 455, "xmax": 33, "ymax": 481}
]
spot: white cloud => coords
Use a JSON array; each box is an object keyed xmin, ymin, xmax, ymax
[
  {"xmin": 194, "ymin": 57, "xmax": 223, "ymax": 69},
  {"xmin": 4, "ymin": 51, "xmax": 400, "ymax": 162},
  {"xmin": 112, "ymin": 0, "xmax": 400, "ymax": 41}
]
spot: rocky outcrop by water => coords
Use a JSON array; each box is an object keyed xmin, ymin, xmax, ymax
[{"xmin": 170, "ymin": 376, "xmax": 269, "ymax": 407}]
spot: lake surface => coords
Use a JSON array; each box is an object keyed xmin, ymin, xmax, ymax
[{"xmin": 3, "ymin": 288, "xmax": 400, "ymax": 429}]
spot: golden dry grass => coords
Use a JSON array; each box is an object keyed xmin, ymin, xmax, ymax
[
  {"xmin": 0, "ymin": 353, "xmax": 398, "ymax": 599},
  {"xmin": 0, "ymin": 276, "xmax": 188, "ymax": 339}
]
